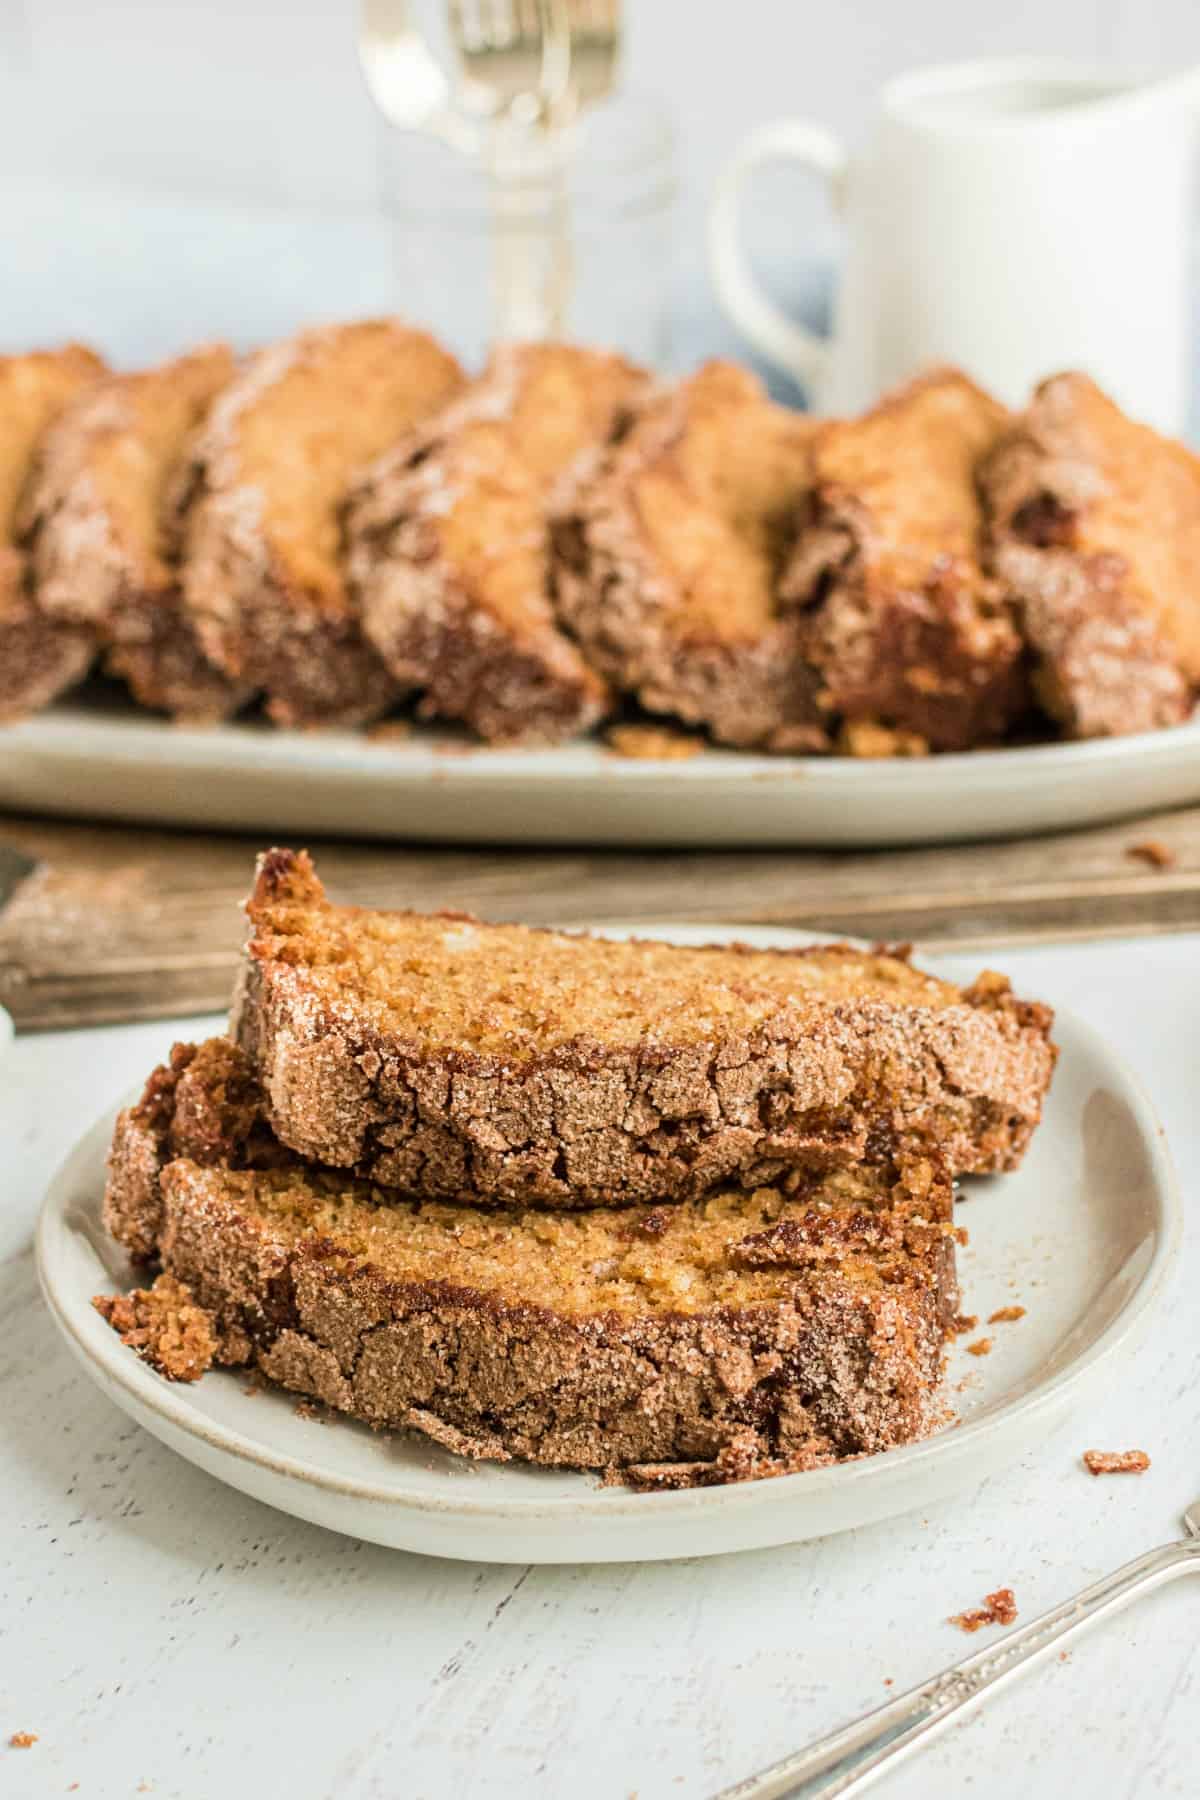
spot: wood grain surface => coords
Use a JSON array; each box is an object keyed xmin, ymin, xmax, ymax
[{"xmin": 2, "ymin": 808, "xmax": 1198, "ymax": 1031}]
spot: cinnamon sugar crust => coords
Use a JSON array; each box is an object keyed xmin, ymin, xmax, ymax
[
  {"xmin": 781, "ymin": 369, "xmax": 1028, "ymax": 751},
  {"xmin": 19, "ymin": 343, "xmax": 245, "ymax": 720},
  {"xmin": 980, "ymin": 372, "xmax": 1193, "ymax": 736},
  {"xmin": 0, "ymin": 345, "xmax": 106, "ymax": 720},
  {"xmin": 232, "ymin": 849, "xmax": 1057, "ymax": 1206},
  {"xmin": 179, "ymin": 320, "xmax": 465, "ymax": 727},
  {"xmin": 553, "ymin": 361, "xmax": 826, "ymax": 749},
  {"xmin": 346, "ymin": 343, "xmax": 646, "ymax": 744},
  {"xmin": 103, "ymin": 1054, "xmax": 958, "ymax": 1477}
]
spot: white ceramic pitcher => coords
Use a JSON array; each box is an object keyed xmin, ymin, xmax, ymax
[{"xmin": 708, "ymin": 58, "xmax": 1200, "ymax": 431}]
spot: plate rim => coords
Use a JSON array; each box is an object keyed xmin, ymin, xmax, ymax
[
  {"xmin": 8, "ymin": 701, "xmax": 1200, "ymax": 785},
  {"xmin": 10, "ymin": 703, "xmax": 1200, "ymax": 853},
  {"xmin": 35, "ymin": 983, "xmax": 1182, "ymax": 1535}
]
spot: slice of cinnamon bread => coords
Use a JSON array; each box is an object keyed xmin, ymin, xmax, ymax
[
  {"xmin": 233, "ymin": 849, "xmax": 1056, "ymax": 1207},
  {"xmin": 178, "ymin": 321, "xmax": 465, "ymax": 727},
  {"xmin": 19, "ymin": 343, "xmax": 244, "ymax": 721},
  {"xmin": 345, "ymin": 343, "xmax": 647, "ymax": 743},
  {"xmin": 0, "ymin": 344, "xmax": 107, "ymax": 721},
  {"xmin": 104, "ymin": 1037, "xmax": 958, "ymax": 1480},
  {"xmin": 979, "ymin": 372, "xmax": 1194, "ymax": 737},
  {"xmin": 781, "ymin": 369, "xmax": 1028, "ymax": 752},
  {"xmin": 553, "ymin": 361, "xmax": 825, "ymax": 750}
]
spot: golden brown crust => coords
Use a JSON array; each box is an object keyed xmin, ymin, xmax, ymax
[
  {"xmin": 554, "ymin": 361, "xmax": 826, "ymax": 749},
  {"xmin": 980, "ymin": 372, "xmax": 1193, "ymax": 736},
  {"xmin": 347, "ymin": 344, "xmax": 646, "ymax": 744},
  {"xmin": 0, "ymin": 345, "xmax": 107, "ymax": 720},
  {"xmin": 782, "ymin": 369, "xmax": 1028, "ymax": 751},
  {"xmin": 233, "ymin": 849, "xmax": 1057, "ymax": 1205},
  {"xmin": 102, "ymin": 1057, "xmax": 957, "ymax": 1477},
  {"xmin": 179, "ymin": 321, "xmax": 465, "ymax": 727},
  {"xmin": 19, "ymin": 344, "xmax": 246, "ymax": 720}
]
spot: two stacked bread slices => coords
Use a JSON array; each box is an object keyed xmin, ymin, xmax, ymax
[{"xmin": 100, "ymin": 850, "xmax": 1056, "ymax": 1486}]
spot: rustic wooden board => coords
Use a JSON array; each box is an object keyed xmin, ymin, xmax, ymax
[{"xmin": 1, "ymin": 808, "xmax": 1198, "ymax": 1030}]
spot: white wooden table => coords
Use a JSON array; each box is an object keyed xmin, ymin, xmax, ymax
[{"xmin": 3, "ymin": 934, "xmax": 1198, "ymax": 1800}]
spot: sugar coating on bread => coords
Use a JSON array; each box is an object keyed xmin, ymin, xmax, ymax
[
  {"xmin": 0, "ymin": 344, "xmax": 107, "ymax": 720},
  {"xmin": 103, "ymin": 1040, "xmax": 958, "ymax": 1478},
  {"xmin": 346, "ymin": 343, "xmax": 646, "ymax": 744},
  {"xmin": 781, "ymin": 368, "xmax": 1028, "ymax": 752},
  {"xmin": 554, "ymin": 361, "xmax": 826, "ymax": 749},
  {"xmin": 980, "ymin": 372, "xmax": 1193, "ymax": 735},
  {"xmin": 179, "ymin": 320, "xmax": 465, "ymax": 727},
  {"xmin": 0, "ymin": 345, "xmax": 107, "ymax": 540},
  {"xmin": 20, "ymin": 343, "xmax": 245, "ymax": 720},
  {"xmin": 233, "ymin": 849, "xmax": 1057, "ymax": 1205}
]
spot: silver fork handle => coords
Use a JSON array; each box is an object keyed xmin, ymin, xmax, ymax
[{"xmin": 716, "ymin": 1538, "xmax": 1200, "ymax": 1800}]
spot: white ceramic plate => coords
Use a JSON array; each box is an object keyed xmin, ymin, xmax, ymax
[
  {"xmin": 35, "ymin": 926, "xmax": 1180, "ymax": 1562},
  {"xmin": 5, "ymin": 698, "xmax": 1200, "ymax": 846}
]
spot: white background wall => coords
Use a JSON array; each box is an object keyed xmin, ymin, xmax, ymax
[
  {"xmin": 3, "ymin": 1, "xmax": 1199, "ymax": 215},
  {"xmin": 2, "ymin": 1, "xmax": 1199, "ymax": 367}
]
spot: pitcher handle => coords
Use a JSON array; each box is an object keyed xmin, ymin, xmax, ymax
[{"xmin": 707, "ymin": 120, "xmax": 847, "ymax": 394}]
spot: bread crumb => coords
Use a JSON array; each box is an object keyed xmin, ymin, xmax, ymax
[
  {"xmin": 8, "ymin": 1733, "xmax": 37, "ymax": 1749},
  {"xmin": 1059, "ymin": 1652, "xmax": 1071, "ymax": 1663},
  {"xmin": 949, "ymin": 1588, "xmax": 1017, "ymax": 1633},
  {"xmin": 1082, "ymin": 1449, "xmax": 1151, "ymax": 1476},
  {"xmin": 1127, "ymin": 840, "xmax": 1176, "ymax": 870},
  {"xmin": 366, "ymin": 719, "xmax": 413, "ymax": 744},
  {"xmin": 838, "ymin": 719, "xmax": 930, "ymax": 758},
  {"xmin": 952, "ymin": 1313, "xmax": 978, "ymax": 1335},
  {"xmin": 92, "ymin": 1275, "xmax": 216, "ymax": 1382},
  {"xmin": 966, "ymin": 1337, "xmax": 994, "ymax": 1357},
  {"xmin": 988, "ymin": 1305, "xmax": 1026, "ymax": 1324},
  {"xmin": 606, "ymin": 723, "xmax": 706, "ymax": 761},
  {"xmin": 883, "ymin": 1677, "xmax": 894, "ymax": 1687}
]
